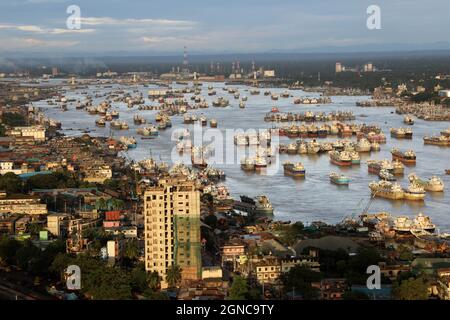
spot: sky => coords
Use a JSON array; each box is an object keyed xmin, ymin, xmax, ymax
[{"xmin": 0, "ymin": 0, "xmax": 449, "ymax": 56}]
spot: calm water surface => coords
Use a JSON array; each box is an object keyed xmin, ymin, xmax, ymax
[{"xmin": 35, "ymin": 81, "xmax": 450, "ymax": 231}]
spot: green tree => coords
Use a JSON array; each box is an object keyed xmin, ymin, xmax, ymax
[
  {"xmin": 124, "ymin": 239, "xmax": 140, "ymax": 261},
  {"xmin": 280, "ymin": 266, "xmax": 323, "ymax": 300},
  {"xmin": 393, "ymin": 277, "xmax": 429, "ymax": 300},
  {"xmin": 130, "ymin": 265, "xmax": 150, "ymax": 292},
  {"xmin": 204, "ymin": 214, "xmax": 218, "ymax": 229},
  {"xmin": 0, "ymin": 172, "xmax": 23, "ymax": 194},
  {"xmin": 0, "ymin": 236, "xmax": 22, "ymax": 264},
  {"xmin": 228, "ymin": 276, "xmax": 249, "ymax": 300},
  {"xmin": 148, "ymin": 271, "xmax": 161, "ymax": 291},
  {"xmin": 95, "ymin": 198, "xmax": 107, "ymax": 211},
  {"xmin": 166, "ymin": 265, "xmax": 182, "ymax": 288}
]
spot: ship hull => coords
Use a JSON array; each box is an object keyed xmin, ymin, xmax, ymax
[
  {"xmin": 392, "ymin": 154, "xmax": 416, "ymax": 165},
  {"xmin": 404, "ymin": 192, "xmax": 426, "ymax": 201},
  {"xmin": 330, "ymin": 158, "xmax": 352, "ymax": 166},
  {"xmin": 423, "ymin": 139, "xmax": 450, "ymax": 146},
  {"xmin": 331, "ymin": 178, "xmax": 349, "ymax": 185},
  {"xmin": 371, "ymin": 190, "xmax": 404, "ymax": 200}
]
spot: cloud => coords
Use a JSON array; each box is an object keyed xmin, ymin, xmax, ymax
[
  {"xmin": 81, "ymin": 17, "xmax": 197, "ymax": 29},
  {"xmin": 0, "ymin": 23, "xmax": 95, "ymax": 34},
  {"xmin": 0, "ymin": 37, "xmax": 79, "ymax": 49}
]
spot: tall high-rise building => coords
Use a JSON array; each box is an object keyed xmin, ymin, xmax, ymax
[
  {"xmin": 335, "ymin": 62, "xmax": 342, "ymax": 73},
  {"xmin": 144, "ymin": 177, "xmax": 201, "ymax": 288}
]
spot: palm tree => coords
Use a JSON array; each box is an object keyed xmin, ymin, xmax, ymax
[
  {"xmin": 166, "ymin": 265, "xmax": 182, "ymax": 288},
  {"xmin": 95, "ymin": 198, "xmax": 107, "ymax": 211}
]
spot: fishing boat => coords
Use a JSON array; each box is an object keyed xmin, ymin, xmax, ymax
[
  {"xmin": 254, "ymin": 195, "xmax": 274, "ymax": 216},
  {"xmin": 409, "ymin": 173, "xmax": 444, "ymax": 192},
  {"xmin": 369, "ymin": 181, "xmax": 404, "ymax": 200},
  {"xmin": 367, "ymin": 160, "xmax": 393, "ymax": 175},
  {"xmin": 441, "ymin": 128, "xmax": 450, "ymax": 137},
  {"xmin": 391, "ymin": 148, "xmax": 416, "ymax": 165},
  {"xmin": 379, "ymin": 169, "xmax": 396, "ymax": 181},
  {"xmin": 350, "ymin": 151, "xmax": 361, "ymax": 165},
  {"xmin": 271, "ymin": 94, "xmax": 279, "ymax": 101},
  {"xmin": 133, "ymin": 115, "xmax": 146, "ymax": 125},
  {"xmin": 403, "ymin": 182, "xmax": 426, "ymax": 201},
  {"xmin": 254, "ymin": 156, "xmax": 267, "ymax": 169},
  {"xmin": 119, "ymin": 136, "xmax": 137, "ymax": 149},
  {"xmin": 95, "ymin": 118, "xmax": 106, "ymax": 127},
  {"xmin": 371, "ymin": 142, "xmax": 380, "ymax": 151},
  {"xmin": 283, "ymin": 162, "xmax": 306, "ymax": 177},
  {"xmin": 392, "ymin": 160, "xmax": 405, "ymax": 175},
  {"xmin": 240, "ymin": 158, "xmax": 255, "ymax": 172},
  {"xmin": 393, "ymin": 213, "xmax": 435, "ymax": 234},
  {"xmin": 212, "ymin": 97, "xmax": 229, "ymax": 107},
  {"xmin": 329, "ymin": 172, "xmax": 350, "ymax": 185},
  {"xmin": 239, "ymin": 101, "xmax": 246, "ymax": 108},
  {"xmin": 210, "ymin": 119, "xmax": 218, "ymax": 128},
  {"xmin": 199, "ymin": 115, "xmax": 207, "ymax": 126},
  {"xmin": 390, "ymin": 127, "xmax": 412, "ymax": 139},
  {"xmin": 423, "ymin": 135, "xmax": 450, "ymax": 146},
  {"xmin": 250, "ymin": 89, "xmax": 260, "ymax": 95},
  {"xmin": 111, "ymin": 110, "xmax": 119, "ymax": 118},
  {"xmin": 355, "ymin": 138, "xmax": 371, "ymax": 152},
  {"xmin": 329, "ymin": 151, "xmax": 352, "ymax": 166}
]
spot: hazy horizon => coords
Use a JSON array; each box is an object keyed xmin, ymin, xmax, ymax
[{"xmin": 1, "ymin": 0, "xmax": 450, "ymax": 56}]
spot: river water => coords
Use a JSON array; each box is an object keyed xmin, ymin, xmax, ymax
[{"xmin": 35, "ymin": 81, "xmax": 450, "ymax": 231}]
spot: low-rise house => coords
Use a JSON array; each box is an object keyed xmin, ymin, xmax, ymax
[
  {"xmin": 436, "ymin": 268, "xmax": 450, "ymax": 300},
  {"xmin": 0, "ymin": 193, "xmax": 48, "ymax": 215},
  {"xmin": 378, "ymin": 262, "xmax": 411, "ymax": 281},
  {"xmin": 82, "ymin": 164, "xmax": 112, "ymax": 183},
  {"xmin": 221, "ymin": 240, "xmax": 246, "ymax": 270},
  {"xmin": 8, "ymin": 125, "xmax": 46, "ymax": 142},
  {"xmin": 312, "ymin": 278, "xmax": 348, "ymax": 300},
  {"xmin": 0, "ymin": 215, "xmax": 19, "ymax": 234},
  {"xmin": 46, "ymin": 212, "xmax": 69, "ymax": 237}
]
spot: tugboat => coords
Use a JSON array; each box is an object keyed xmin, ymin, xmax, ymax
[
  {"xmin": 391, "ymin": 148, "xmax": 416, "ymax": 165},
  {"xmin": 329, "ymin": 151, "xmax": 352, "ymax": 166},
  {"xmin": 329, "ymin": 172, "xmax": 350, "ymax": 185},
  {"xmin": 283, "ymin": 162, "xmax": 306, "ymax": 177},
  {"xmin": 369, "ymin": 181, "xmax": 404, "ymax": 200}
]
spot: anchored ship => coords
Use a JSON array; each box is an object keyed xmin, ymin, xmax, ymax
[
  {"xmin": 330, "ymin": 172, "xmax": 350, "ymax": 185},
  {"xmin": 369, "ymin": 181, "xmax": 404, "ymax": 200},
  {"xmin": 329, "ymin": 150, "xmax": 352, "ymax": 166},
  {"xmin": 283, "ymin": 162, "xmax": 306, "ymax": 177},
  {"xmin": 391, "ymin": 148, "xmax": 416, "ymax": 165}
]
